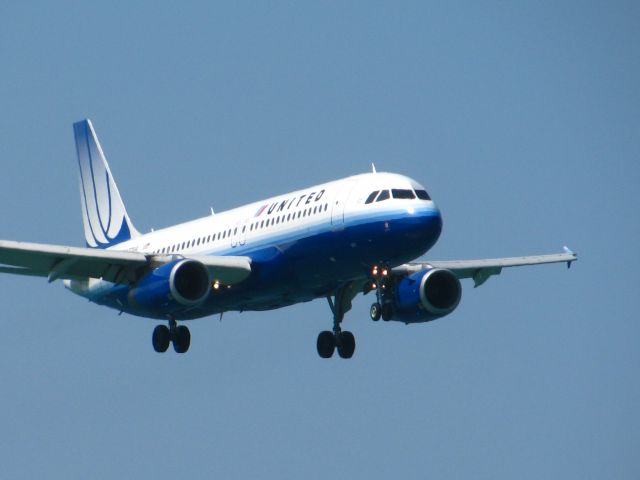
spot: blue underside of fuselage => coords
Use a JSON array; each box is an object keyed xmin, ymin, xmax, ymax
[{"xmin": 89, "ymin": 210, "xmax": 442, "ymax": 320}]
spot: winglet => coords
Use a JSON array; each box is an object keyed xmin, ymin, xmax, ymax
[{"xmin": 563, "ymin": 246, "xmax": 577, "ymax": 269}]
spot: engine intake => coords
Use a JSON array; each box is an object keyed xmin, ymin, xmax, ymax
[
  {"xmin": 419, "ymin": 268, "xmax": 462, "ymax": 315},
  {"xmin": 129, "ymin": 259, "xmax": 210, "ymax": 312},
  {"xmin": 170, "ymin": 259, "xmax": 210, "ymax": 304},
  {"xmin": 393, "ymin": 268, "xmax": 462, "ymax": 322}
]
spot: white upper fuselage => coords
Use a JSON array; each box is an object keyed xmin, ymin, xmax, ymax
[{"xmin": 110, "ymin": 172, "xmax": 440, "ymax": 260}]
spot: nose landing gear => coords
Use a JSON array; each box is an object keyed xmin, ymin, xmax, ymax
[{"xmin": 369, "ymin": 264, "xmax": 394, "ymax": 322}]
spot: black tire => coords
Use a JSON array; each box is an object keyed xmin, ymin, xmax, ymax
[
  {"xmin": 370, "ymin": 302, "xmax": 382, "ymax": 321},
  {"xmin": 152, "ymin": 325, "xmax": 171, "ymax": 353},
  {"xmin": 317, "ymin": 331, "xmax": 336, "ymax": 358},
  {"xmin": 381, "ymin": 303, "xmax": 393, "ymax": 321},
  {"xmin": 173, "ymin": 325, "xmax": 191, "ymax": 353},
  {"xmin": 337, "ymin": 331, "xmax": 355, "ymax": 359}
]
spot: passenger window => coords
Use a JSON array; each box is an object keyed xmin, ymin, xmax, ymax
[
  {"xmin": 415, "ymin": 189, "xmax": 431, "ymax": 200},
  {"xmin": 365, "ymin": 191, "xmax": 379, "ymax": 204},
  {"xmin": 376, "ymin": 190, "xmax": 390, "ymax": 202},
  {"xmin": 392, "ymin": 189, "xmax": 416, "ymax": 199}
]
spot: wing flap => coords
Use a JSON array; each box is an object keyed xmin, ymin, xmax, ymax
[
  {"xmin": 0, "ymin": 240, "xmax": 253, "ymax": 285},
  {"xmin": 0, "ymin": 240, "xmax": 148, "ymax": 282}
]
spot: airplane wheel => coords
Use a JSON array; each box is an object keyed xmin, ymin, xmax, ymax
[
  {"xmin": 152, "ymin": 325, "xmax": 170, "ymax": 352},
  {"xmin": 172, "ymin": 325, "xmax": 191, "ymax": 353},
  {"xmin": 370, "ymin": 302, "xmax": 382, "ymax": 321},
  {"xmin": 317, "ymin": 331, "xmax": 336, "ymax": 358},
  {"xmin": 381, "ymin": 303, "xmax": 393, "ymax": 321},
  {"xmin": 337, "ymin": 331, "xmax": 355, "ymax": 359}
]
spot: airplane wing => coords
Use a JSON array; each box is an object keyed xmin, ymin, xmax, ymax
[
  {"xmin": 393, "ymin": 247, "xmax": 577, "ymax": 287},
  {"xmin": 0, "ymin": 240, "xmax": 252, "ymax": 284}
]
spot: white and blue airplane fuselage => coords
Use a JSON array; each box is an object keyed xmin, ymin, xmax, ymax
[
  {"xmin": 69, "ymin": 171, "xmax": 442, "ymax": 320},
  {"xmin": 0, "ymin": 119, "xmax": 576, "ymax": 357}
]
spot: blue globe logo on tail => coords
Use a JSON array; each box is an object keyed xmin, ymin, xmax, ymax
[{"xmin": 73, "ymin": 119, "xmax": 139, "ymax": 248}]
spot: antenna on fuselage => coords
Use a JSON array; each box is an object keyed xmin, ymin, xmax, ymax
[
  {"xmin": 210, "ymin": 207, "xmax": 215, "ymax": 215},
  {"xmin": 371, "ymin": 163, "xmax": 377, "ymax": 173}
]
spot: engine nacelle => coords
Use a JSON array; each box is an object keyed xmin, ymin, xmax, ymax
[
  {"xmin": 392, "ymin": 268, "xmax": 462, "ymax": 323},
  {"xmin": 129, "ymin": 259, "xmax": 210, "ymax": 312}
]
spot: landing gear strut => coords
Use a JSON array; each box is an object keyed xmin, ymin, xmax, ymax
[
  {"xmin": 369, "ymin": 264, "xmax": 394, "ymax": 321},
  {"xmin": 152, "ymin": 318, "xmax": 191, "ymax": 353},
  {"xmin": 317, "ymin": 283, "xmax": 358, "ymax": 359}
]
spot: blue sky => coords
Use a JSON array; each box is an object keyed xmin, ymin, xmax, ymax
[{"xmin": 1, "ymin": 1, "xmax": 638, "ymax": 478}]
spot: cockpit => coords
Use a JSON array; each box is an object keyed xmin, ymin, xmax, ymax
[{"xmin": 364, "ymin": 188, "xmax": 431, "ymax": 204}]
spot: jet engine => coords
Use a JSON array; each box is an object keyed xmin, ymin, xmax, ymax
[
  {"xmin": 129, "ymin": 259, "xmax": 210, "ymax": 312},
  {"xmin": 392, "ymin": 268, "xmax": 462, "ymax": 323}
]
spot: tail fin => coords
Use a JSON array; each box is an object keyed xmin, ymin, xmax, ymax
[{"xmin": 73, "ymin": 119, "xmax": 139, "ymax": 248}]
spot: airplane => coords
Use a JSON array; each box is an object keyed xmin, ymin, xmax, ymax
[{"xmin": 0, "ymin": 119, "xmax": 577, "ymax": 358}]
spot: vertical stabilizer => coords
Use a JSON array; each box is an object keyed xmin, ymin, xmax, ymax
[{"xmin": 73, "ymin": 119, "xmax": 139, "ymax": 248}]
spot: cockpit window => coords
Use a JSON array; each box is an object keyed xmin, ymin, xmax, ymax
[
  {"xmin": 376, "ymin": 190, "xmax": 390, "ymax": 202},
  {"xmin": 392, "ymin": 189, "xmax": 416, "ymax": 200},
  {"xmin": 415, "ymin": 189, "xmax": 431, "ymax": 200},
  {"xmin": 365, "ymin": 191, "xmax": 379, "ymax": 204}
]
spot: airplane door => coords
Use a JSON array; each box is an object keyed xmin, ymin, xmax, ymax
[{"xmin": 331, "ymin": 180, "xmax": 355, "ymax": 226}]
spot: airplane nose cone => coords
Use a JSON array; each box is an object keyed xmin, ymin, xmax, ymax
[
  {"xmin": 429, "ymin": 205, "xmax": 443, "ymax": 238},
  {"xmin": 415, "ymin": 202, "xmax": 442, "ymax": 252},
  {"xmin": 397, "ymin": 202, "xmax": 442, "ymax": 257}
]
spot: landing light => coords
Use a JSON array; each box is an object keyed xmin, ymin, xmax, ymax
[{"xmin": 212, "ymin": 280, "xmax": 220, "ymax": 290}]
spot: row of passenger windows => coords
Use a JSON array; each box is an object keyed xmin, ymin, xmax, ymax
[
  {"xmin": 151, "ymin": 203, "xmax": 330, "ymax": 254},
  {"xmin": 364, "ymin": 188, "xmax": 431, "ymax": 204}
]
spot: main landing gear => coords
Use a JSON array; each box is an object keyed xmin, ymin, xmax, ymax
[
  {"xmin": 152, "ymin": 318, "xmax": 191, "ymax": 353},
  {"xmin": 317, "ymin": 283, "xmax": 359, "ymax": 359}
]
